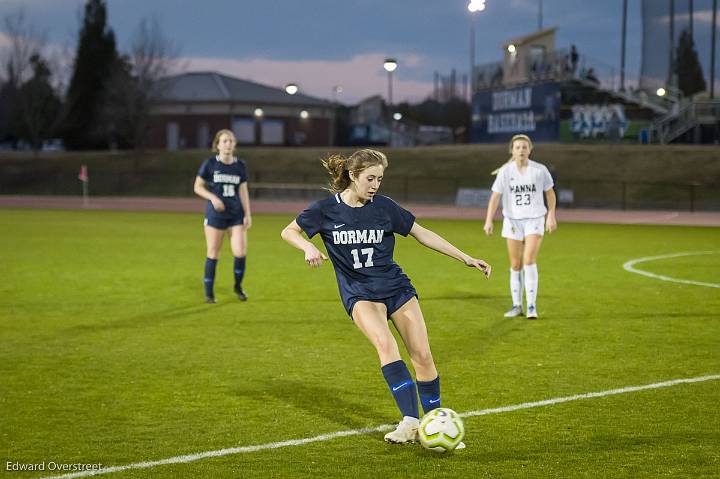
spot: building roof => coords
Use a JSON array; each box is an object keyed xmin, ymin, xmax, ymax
[{"xmin": 157, "ymin": 71, "xmax": 331, "ymax": 107}]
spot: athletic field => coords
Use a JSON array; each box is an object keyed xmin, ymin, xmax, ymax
[{"xmin": 1, "ymin": 209, "xmax": 718, "ymax": 478}]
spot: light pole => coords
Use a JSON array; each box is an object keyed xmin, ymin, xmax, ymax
[
  {"xmin": 383, "ymin": 58, "xmax": 398, "ymax": 106},
  {"xmin": 383, "ymin": 58, "xmax": 398, "ymax": 146},
  {"xmin": 669, "ymin": 0, "xmax": 675, "ymax": 87},
  {"xmin": 332, "ymin": 85, "xmax": 343, "ymax": 103},
  {"xmin": 538, "ymin": 0, "xmax": 543, "ymax": 30},
  {"xmin": 468, "ymin": 1, "xmax": 486, "ymax": 102},
  {"xmin": 712, "ymin": 0, "xmax": 717, "ymax": 99},
  {"xmin": 620, "ymin": 0, "xmax": 627, "ymax": 91}
]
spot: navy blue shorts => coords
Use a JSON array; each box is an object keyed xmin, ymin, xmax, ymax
[
  {"xmin": 204, "ymin": 201, "xmax": 244, "ymax": 230},
  {"xmin": 346, "ymin": 288, "xmax": 418, "ymax": 320},
  {"xmin": 204, "ymin": 214, "xmax": 244, "ymax": 230}
]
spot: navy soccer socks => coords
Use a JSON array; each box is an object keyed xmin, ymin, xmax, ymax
[
  {"xmin": 204, "ymin": 258, "xmax": 217, "ymax": 300},
  {"xmin": 381, "ymin": 360, "xmax": 419, "ymax": 419},
  {"xmin": 417, "ymin": 376, "xmax": 441, "ymax": 414},
  {"xmin": 233, "ymin": 256, "xmax": 247, "ymax": 300},
  {"xmin": 233, "ymin": 256, "xmax": 246, "ymax": 287}
]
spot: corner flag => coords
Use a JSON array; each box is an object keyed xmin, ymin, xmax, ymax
[
  {"xmin": 78, "ymin": 164, "xmax": 89, "ymax": 206},
  {"xmin": 78, "ymin": 164, "xmax": 89, "ymax": 182}
]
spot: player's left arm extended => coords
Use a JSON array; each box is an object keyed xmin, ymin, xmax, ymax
[
  {"xmin": 409, "ymin": 223, "xmax": 491, "ymax": 277},
  {"xmin": 240, "ymin": 182, "xmax": 252, "ymax": 228},
  {"xmin": 544, "ymin": 187, "xmax": 557, "ymax": 233}
]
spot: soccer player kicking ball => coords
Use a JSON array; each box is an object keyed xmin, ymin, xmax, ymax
[
  {"xmin": 281, "ymin": 149, "xmax": 491, "ymax": 445},
  {"xmin": 484, "ymin": 134, "xmax": 557, "ymax": 319}
]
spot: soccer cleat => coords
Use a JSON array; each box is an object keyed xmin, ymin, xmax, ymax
[
  {"xmin": 205, "ymin": 296, "xmax": 216, "ymax": 304},
  {"xmin": 526, "ymin": 305, "xmax": 538, "ymax": 319},
  {"xmin": 503, "ymin": 305, "xmax": 524, "ymax": 318},
  {"xmin": 234, "ymin": 284, "xmax": 248, "ymax": 301},
  {"xmin": 384, "ymin": 416, "xmax": 419, "ymax": 444}
]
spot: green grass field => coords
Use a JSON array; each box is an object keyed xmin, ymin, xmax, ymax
[{"xmin": 1, "ymin": 209, "xmax": 718, "ymax": 478}]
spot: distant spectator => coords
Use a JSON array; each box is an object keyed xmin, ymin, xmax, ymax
[
  {"xmin": 607, "ymin": 110, "xmax": 621, "ymax": 142},
  {"xmin": 570, "ymin": 45, "xmax": 579, "ymax": 75},
  {"xmin": 543, "ymin": 60, "xmax": 553, "ymax": 79},
  {"xmin": 564, "ymin": 54, "xmax": 572, "ymax": 77},
  {"xmin": 492, "ymin": 66, "xmax": 503, "ymax": 86},
  {"xmin": 585, "ymin": 68, "xmax": 599, "ymax": 85},
  {"xmin": 531, "ymin": 60, "xmax": 540, "ymax": 80},
  {"xmin": 544, "ymin": 94, "xmax": 557, "ymax": 121}
]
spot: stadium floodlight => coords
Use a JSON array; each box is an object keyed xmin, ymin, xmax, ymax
[
  {"xmin": 383, "ymin": 58, "xmax": 398, "ymax": 106},
  {"xmin": 656, "ymin": 87, "xmax": 667, "ymax": 97},
  {"xmin": 383, "ymin": 59, "xmax": 398, "ymax": 72},
  {"xmin": 507, "ymin": 44, "xmax": 517, "ymax": 54},
  {"xmin": 332, "ymin": 85, "xmax": 343, "ymax": 103},
  {"xmin": 468, "ymin": 1, "xmax": 486, "ymax": 13},
  {"xmin": 300, "ymin": 110, "xmax": 309, "ymax": 119},
  {"xmin": 393, "ymin": 112, "xmax": 402, "ymax": 121},
  {"xmin": 285, "ymin": 83, "xmax": 299, "ymax": 95},
  {"xmin": 254, "ymin": 108, "xmax": 264, "ymax": 117},
  {"xmin": 468, "ymin": 1, "xmax": 487, "ymax": 102}
]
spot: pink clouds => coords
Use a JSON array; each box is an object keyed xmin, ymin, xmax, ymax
[{"xmin": 179, "ymin": 52, "xmax": 434, "ymax": 104}]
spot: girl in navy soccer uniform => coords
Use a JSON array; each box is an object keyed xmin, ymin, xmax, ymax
[
  {"xmin": 194, "ymin": 129, "xmax": 252, "ymax": 303},
  {"xmin": 281, "ymin": 149, "xmax": 491, "ymax": 445}
]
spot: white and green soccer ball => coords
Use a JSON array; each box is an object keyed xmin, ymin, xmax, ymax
[{"xmin": 417, "ymin": 407, "xmax": 465, "ymax": 453}]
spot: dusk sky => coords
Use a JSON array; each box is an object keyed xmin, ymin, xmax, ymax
[{"xmin": 0, "ymin": 0, "xmax": 717, "ymax": 103}]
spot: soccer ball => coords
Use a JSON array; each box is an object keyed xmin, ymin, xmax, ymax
[{"xmin": 417, "ymin": 407, "xmax": 465, "ymax": 453}]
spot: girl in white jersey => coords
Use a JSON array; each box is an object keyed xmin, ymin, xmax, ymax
[{"xmin": 483, "ymin": 134, "xmax": 557, "ymax": 319}]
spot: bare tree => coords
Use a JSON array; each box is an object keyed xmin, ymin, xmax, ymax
[
  {"xmin": 0, "ymin": 9, "xmax": 59, "ymax": 151},
  {"xmin": 132, "ymin": 17, "xmax": 179, "ymax": 96},
  {"xmin": 1, "ymin": 9, "xmax": 45, "ymax": 87},
  {"xmin": 105, "ymin": 16, "xmax": 181, "ymax": 151}
]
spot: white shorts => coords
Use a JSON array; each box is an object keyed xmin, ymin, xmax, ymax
[{"xmin": 502, "ymin": 216, "xmax": 545, "ymax": 240}]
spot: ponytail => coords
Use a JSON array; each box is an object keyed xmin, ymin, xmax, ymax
[{"xmin": 322, "ymin": 154, "xmax": 351, "ymax": 193}]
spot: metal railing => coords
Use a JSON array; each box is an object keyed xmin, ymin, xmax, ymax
[
  {"xmin": 1, "ymin": 170, "xmax": 717, "ymax": 212},
  {"xmin": 472, "ymin": 48, "xmax": 669, "ymax": 114},
  {"xmin": 649, "ymin": 100, "xmax": 720, "ymax": 144}
]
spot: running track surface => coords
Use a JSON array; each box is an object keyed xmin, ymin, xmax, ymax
[{"xmin": 1, "ymin": 195, "xmax": 719, "ymax": 226}]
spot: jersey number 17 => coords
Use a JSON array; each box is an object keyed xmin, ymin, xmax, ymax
[{"xmin": 350, "ymin": 248, "xmax": 374, "ymax": 269}]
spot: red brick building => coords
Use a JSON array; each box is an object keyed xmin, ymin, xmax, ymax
[{"xmin": 147, "ymin": 72, "xmax": 337, "ymax": 149}]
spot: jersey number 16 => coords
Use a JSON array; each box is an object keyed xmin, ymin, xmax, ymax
[{"xmin": 222, "ymin": 184, "xmax": 236, "ymax": 197}]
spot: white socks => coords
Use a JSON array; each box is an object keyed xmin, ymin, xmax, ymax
[
  {"xmin": 510, "ymin": 268, "xmax": 522, "ymax": 306},
  {"xmin": 524, "ymin": 263, "xmax": 538, "ymax": 307}
]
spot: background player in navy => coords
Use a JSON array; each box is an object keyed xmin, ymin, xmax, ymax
[
  {"xmin": 281, "ymin": 149, "xmax": 492, "ymax": 445},
  {"xmin": 484, "ymin": 134, "xmax": 556, "ymax": 319},
  {"xmin": 193, "ymin": 129, "xmax": 252, "ymax": 303}
]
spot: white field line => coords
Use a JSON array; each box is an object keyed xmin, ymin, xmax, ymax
[
  {"xmin": 623, "ymin": 251, "xmax": 720, "ymax": 288},
  {"xmin": 40, "ymin": 374, "xmax": 720, "ymax": 479}
]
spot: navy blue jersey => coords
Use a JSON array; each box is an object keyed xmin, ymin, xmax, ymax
[
  {"xmin": 197, "ymin": 156, "xmax": 248, "ymax": 219},
  {"xmin": 296, "ymin": 193, "xmax": 416, "ymax": 311}
]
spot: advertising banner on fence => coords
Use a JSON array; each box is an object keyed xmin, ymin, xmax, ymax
[{"xmin": 470, "ymin": 82, "xmax": 560, "ymax": 143}]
